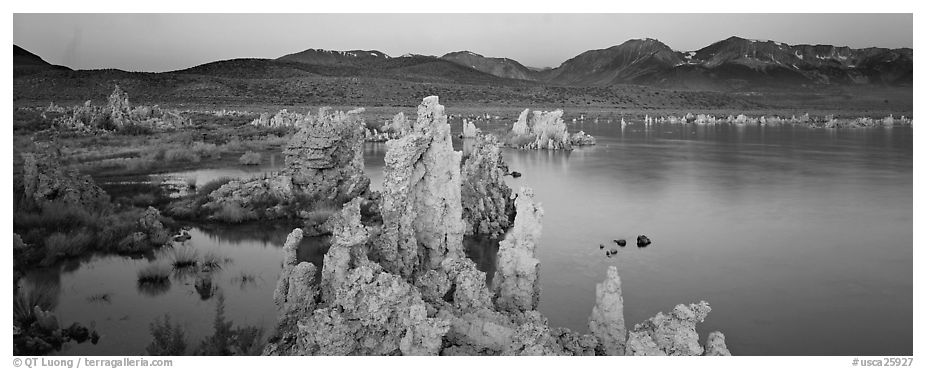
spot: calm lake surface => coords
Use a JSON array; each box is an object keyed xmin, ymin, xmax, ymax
[{"xmin": 20, "ymin": 121, "xmax": 912, "ymax": 355}]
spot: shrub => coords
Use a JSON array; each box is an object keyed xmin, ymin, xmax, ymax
[
  {"xmin": 212, "ymin": 203, "xmax": 257, "ymax": 223},
  {"xmin": 191, "ymin": 142, "xmax": 221, "ymax": 160},
  {"xmin": 147, "ymin": 315, "xmax": 188, "ymax": 355},
  {"xmin": 238, "ymin": 151, "xmax": 261, "ymax": 166},
  {"xmin": 42, "ymin": 228, "xmax": 94, "ymax": 265},
  {"xmin": 184, "ymin": 177, "xmax": 198, "ymax": 191},
  {"xmin": 303, "ymin": 201, "xmax": 340, "ymax": 226},
  {"xmin": 14, "ymin": 203, "xmax": 96, "ymax": 233},
  {"xmin": 164, "ymin": 148, "xmax": 201, "ymax": 163},
  {"xmin": 200, "ymin": 250, "xmax": 228, "ymax": 270},
  {"xmin": 14, "ymin": 285, "xmax": 58, "ymax": 326},
  {"xmin": 221, "ymin": 137, "xmax": 247, "ymax": 152},
  {"xmin": 198, "ymin": 177, "xmax": 234, "ymax": 197},
  {"xmin": 124, "ymin": 157, "xmax": 157, "ymax": 172},
  {"xmin": 137, "ymin": 262, "xmax": 171, "ymax": 284}
]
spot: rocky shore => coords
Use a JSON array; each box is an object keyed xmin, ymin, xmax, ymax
[{"xmin": 262, "ymin": 96, "xmax": 729, "ymax": 356}]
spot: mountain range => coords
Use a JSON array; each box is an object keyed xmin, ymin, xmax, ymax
[{"xmin": 14, "ymin": 36, "xmax": 913, "ymax": 91}]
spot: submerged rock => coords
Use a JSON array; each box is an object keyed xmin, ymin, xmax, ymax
[
  {"xmin": 493, "ymin": 187, "xmax": 543, "ymax": 313},
  {"xmin": 636, "ymin": 235, "xmax": 651, "ymax": 247},
  {"xmin": 374, "ymin": 96, "xmax": 465, "ymax": 279},
  {"xmin": 461, "ymin": 135, "xmax": 514, "ymax": 238},
  {"xmin": 625, "ymin": 301, "xmax": 713, "ymax": 356},
  {"xmin": 588, "ymin": 266, "xmax": 626, "ymax": 355}
]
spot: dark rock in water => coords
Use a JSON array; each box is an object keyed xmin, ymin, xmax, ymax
[
  {"xmin": 599, "ymin": 244, "xmax": 604, "ymax": 249},
  {"xmin": 609, "ymin": 248, "xmax": 619, "ymax": 255},
  {"xmin": 636, "ymin": 235, "xmax": 651, "ymax": 247},
  {"xmin": 64, "ymin": 323, "xmax": 90, "ymax": 343},
  {"xmin": 606, "ymin": 251, "xmax": 613, "ymax": 258},
  {"xmin": 510, "ymin": 171, "xmax": 522, "ymax": 178},
  {"xmin": 90, "ymin": 331, "xmax": 100, "ymax": 344},
  {"xmin": 614, "ymin": 239, "xmax": 626, "ymax": 247}
]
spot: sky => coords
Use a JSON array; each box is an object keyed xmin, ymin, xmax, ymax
[{"xmin": 13, "ymin": 13, "xmax": 914, "ymax": 72}]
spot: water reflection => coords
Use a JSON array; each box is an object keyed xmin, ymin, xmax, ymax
[{"xmin": 136, "ymin": 279, "xmax": 171, "ymax": 297}]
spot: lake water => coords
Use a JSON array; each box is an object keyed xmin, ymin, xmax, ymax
[{"xmin": 19, "ymin": 121, "xmax": 912, "ymax": 355}]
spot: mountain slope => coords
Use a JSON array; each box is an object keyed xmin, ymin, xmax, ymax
[
  {"xmin": 544, "ymin": 39, "xmax": 684, "ymax": 85},
  {"xmin": 14, "ymin": 45, "xmax": 71, "ymax": 77},
  {"xmin": 687, "ymin": 36, "xmax": 912, "ymax": 86},
  {"xmin": 440, "ymin": 51, "xmax": 537, "ymax": 80}
]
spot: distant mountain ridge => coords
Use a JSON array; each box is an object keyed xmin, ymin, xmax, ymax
[
  {"xmin": 542, "ymin": 37, "xmax": 912, "ymax": 88},
  {"xmin": 13, "ymin": 36, "xmax": 913, "ymax": 90},
  {"xmin": 271, "ymin": 37, "xmax": 911, "ymax": 88},
  {"xmin": 277, "ymin": 48, "xmax": 390, "ymax": 66}
]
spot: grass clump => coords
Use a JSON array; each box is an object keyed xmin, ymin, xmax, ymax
[
  {"xmin": 191, "ymin": 142, "xmax": 222, "ymax": 160},
  {"xmin": 184, "ymin": 177, "xmax": 198, "ymax": 191},
  {"xmin": 14, "ymin": 285, "xmax": 58, "ymax": 327},
  {"xmin": 41, "ymin": 229, "xmax": 94, "ymax": 265},
  {"xmin": 212, "ymin": 203, "xmax": 257, "ymax": 223},
  {"xmin": 238, "ymin": 151, "xmax": 262, "ymax": 165},
  {"xmin": 303, "ymin": 200, "xmax": 340, "ymax": 226},
  {"xmin": 137, "ymin": 262, "xmax": 171, "ymax": 284},
  {"xmin": 168, "ymin": 246, "xmax": 200, "ymax": 269},
  {"xmin": 163, "ymin": 148, "xmax": 201, "ymax": 163},
  {"xmin": 200, "ymin": 250, "xmax": 229, "ymax": 270}
]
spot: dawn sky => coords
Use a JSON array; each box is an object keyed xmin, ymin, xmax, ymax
[{"xmin": 13, "ymin": 13, "xmax": 913, "ymax": 72}]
